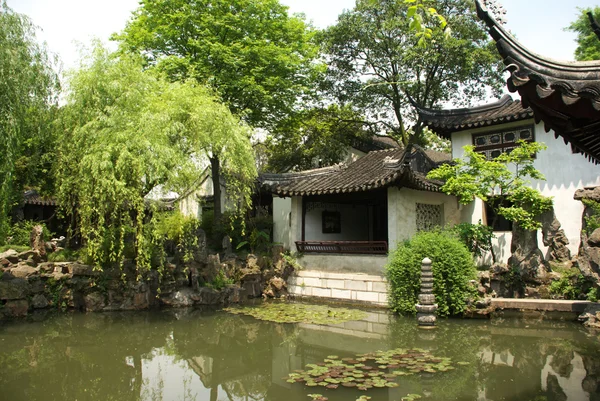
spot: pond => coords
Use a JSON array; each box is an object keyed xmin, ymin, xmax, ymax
[{"xmin": 0, "ymin": 304, "xmax": 599, "ymax": 401}]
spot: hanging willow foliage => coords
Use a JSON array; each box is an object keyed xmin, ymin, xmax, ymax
[{"xmin": 56, "ymin": 43, "xmax": 256, "ymax": 272}]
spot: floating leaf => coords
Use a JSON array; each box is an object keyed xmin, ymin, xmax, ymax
[{"xmin": 224, "ymin": 302, "xmax": 367, "ymax": 325}]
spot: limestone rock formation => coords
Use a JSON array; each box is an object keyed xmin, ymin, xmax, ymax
[
  {"xmin": 573, "ymin": 186, "xmax": 600, "ymax": 286},
  {"xmin": 539, "ymin": 209, "xmax": 571, "ymax": 262},
  {"xmin": 508, "ymin": 224, "xmax": 547, "ymax": 284}
]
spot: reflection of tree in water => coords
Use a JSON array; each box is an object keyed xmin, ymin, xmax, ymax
[
  {"xmin": 0, "ymin": 311, "xmax": 172, "ymax": 401},
  {"xmin": 170, "ymin": 310, "xmax": 279, "ymax": 401},
  {"xmin": 2, "ymin": 309, "xmax": 600, "ymax": 401}
]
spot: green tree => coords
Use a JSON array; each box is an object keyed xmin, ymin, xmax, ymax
[
  {"xmin": 56, "ymin": 44, "xmax": 255, "ymax": 269},
  {"xmin": 565, "ymin": 7, "xmax": 600, "ymax": 61},
  {"xmin": 266, "ymin": 104, "xmax": 377, "ymax": 172},
  {"xmin": 114, "ymin": 0, "xmax": 321, "ymax": 220},
  {"xmin": 321, "ymin": 0, "xmax": 503, "ymax": 147},
  {"xmin": 0, "ymin": 2, "xmax": 59, "ymax": 242},
  {"xmin": 427, "ymin": 141, "xmax": 553, "ymax": 261}
]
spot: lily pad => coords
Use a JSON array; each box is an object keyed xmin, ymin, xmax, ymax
[{"xmin": 224, "ymin": 302, "xmax": 367, "ymax": 325}]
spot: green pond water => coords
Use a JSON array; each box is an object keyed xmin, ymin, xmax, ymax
[{"xmin": 0, "ymin": 305, "xmax": 599, "ymax": 401}]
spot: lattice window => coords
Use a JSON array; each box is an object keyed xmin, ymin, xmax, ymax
[
  {"xmin": 416, "ymin": 203, "xmax": 443, "ymax": 232},
  {"xmin": 472, "ymin": 125, "xmax": 534, "ymax": 160}
]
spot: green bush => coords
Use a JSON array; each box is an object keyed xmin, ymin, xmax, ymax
[
  {"xmin": 385, "ymin": 230, "xmax": 477, "ymax": 316},
  {"xmin": 583, "ymin": 198, "xmax": 600, "ymax": 235},
  {"xmin": 549, "ymin": 266, "xmax": 597, "ymax": 301},
  {"xmin": 4, "ymin": 220, "xmax": 53, "ymax": 247},
  {"xmin": 451, "ymin": 221, "xmax": 494, "ymax": 258}
]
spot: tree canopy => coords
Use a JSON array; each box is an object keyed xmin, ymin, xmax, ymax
[
  {"xmin": 0, "ymin": 2, "xmax": 59, "ymax": 242},
  {"xmin": 113, "ymin": 0, "xmax": 322, "ymax": 130},
  {"xmin": 321, "ymin": 0, "xmax": 503, "ymax": 147},
  {"xmin": 566, "ymin": 6, "xmax": 600, "ymax": 61},
  {"xmin": 266, "ymin": 104, "xmax": 375, "ymax": 172},
  {"xmin": 56, "ymin": 44, "xmax": 255, "ymax": 268},
  {"xmin": 427, "ymin": 141, "xmax": 553, "ymax": 232}
]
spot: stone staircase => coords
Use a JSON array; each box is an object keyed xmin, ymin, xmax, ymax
[{"xmin": 287, "ymin": 270, "xmax": 388, "ymax": 307}]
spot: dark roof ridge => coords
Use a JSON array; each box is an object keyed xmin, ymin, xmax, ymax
[
  {"xmin": 476, "ymin": 0, "xmax": 600, "ymax": 106},
  {"xmin": 415, "ymin": 94, "xmax": 515, "ymax": 117},
  {"xmin": 259, "ymin": 163, "xmax": 345, "ymax": 182},
  {"xmin": 477, "ymin": 1, "xmax": 600, "ymax": 71}
]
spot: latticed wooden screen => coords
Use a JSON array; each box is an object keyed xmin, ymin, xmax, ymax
[{"xmin": 416, "ymin": 203, "xmax": 443, "ymax": 231}]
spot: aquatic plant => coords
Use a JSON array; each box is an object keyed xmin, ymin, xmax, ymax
[
  {"xmin": 224, "ymin": 302, "xmax": 367, "ymax": 325},
  {"xmin": 286, "ymin": 348, "xmax": 459, "ymax": 394}
]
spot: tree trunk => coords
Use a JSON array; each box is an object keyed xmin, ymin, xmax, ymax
[{"xmin": 210, "ymin": 156, "xmax": 222, "ymax": 223}]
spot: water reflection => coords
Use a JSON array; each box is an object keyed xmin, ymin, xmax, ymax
[{"xmin": 0, "ymin": 308, "xmax": 598, "ymax": 401}]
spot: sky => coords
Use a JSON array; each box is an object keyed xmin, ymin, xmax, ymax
[{"xmin": 5, "ymin": 0, "xmax": 599, "ymax": 73}]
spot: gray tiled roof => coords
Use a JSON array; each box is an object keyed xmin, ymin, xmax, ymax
[
  {"xmin": 476, "ymin": 0, "xmax": 600, "ymax": 164},
  {"xmin": 259, "ymin": 147, "xmax": 449, "ymax": 196},
  {"xmin": 418, "ymin": 95, "xmax": 534, "ymax": 139}
]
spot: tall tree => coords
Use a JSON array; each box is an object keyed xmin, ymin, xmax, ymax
[
  {"xmin": 266, "ymin": 104, "xmax": 376, "ymax": 172},
  {"xmin": 114, "ymin": 0, "xmax": 321, "ymax": 220},
  {"xmin": 57, "ymin": 45, "xmax": 255, "ymax": 268},
  {"xmin": 0, "ymin": 2, "xmax": 58, "ymax": 242},
  {"xmin": 566, "ymin": 7, "xmax": 600, "ymax": 61},
  {"xmin": 321, "ymin": 0, "xmax": 503, "ymax": 147}
]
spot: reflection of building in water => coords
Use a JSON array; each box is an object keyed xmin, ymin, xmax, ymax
[
  {"xmin": 542, "ymin": 353, "xmax": 589, "ymax": 401},
  {"xmin": 479, "ymin": 348, "xmax": 515, "ymax": 367}
]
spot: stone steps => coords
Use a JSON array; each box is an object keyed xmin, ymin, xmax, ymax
[{"xmin": 287, "ymin": 270, "xmax": 388, "ymax": 306}]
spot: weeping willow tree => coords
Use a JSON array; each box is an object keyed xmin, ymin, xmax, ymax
[
  {"xmin": 56, "ymin": 44, "xmax": 256, "ymax": 271},
  {"xmin": 0, "ymin": 3, "xmax": 58, "ymax": 242}
]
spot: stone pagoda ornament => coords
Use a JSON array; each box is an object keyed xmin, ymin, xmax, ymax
[{"xmin": 416, "ymin": 257, "xmax": 438, "ymax": 327}]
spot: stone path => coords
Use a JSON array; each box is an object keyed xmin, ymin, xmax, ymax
[{"xmin": 491, "ymin": 298, "xmax": 593, "ymax": 313}]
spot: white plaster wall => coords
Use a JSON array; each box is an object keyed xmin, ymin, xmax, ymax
[
  {"xmin": 290, "ymin": 196, "xmax": 303, "ymax": 252},
  {"xmin": 387, "ymin": 187, "xmax": 461, "ymax": 252},
  {"xmin": 304, "ymin": 204, "xmax": 369, "ymax": 241},
  {"xmin": 451, "ymin": 120, "xmax": 600, "ymax": 263},
  {"xmin": 345, "ymin": 147, "xmax": 366, "ymax": 164},
  {"xmin": 178, "ymin": 192, "xmax": 201, "ymax": 219},
  {"xmin": 177, "ymin": 174, "xmax": 227, "ymax": 220},
  {"xmin": 273, "ymin": 197, "xmax": 292, "ymax": 249},
  {"xmin": 297, "ymin": 254, "xmax": 389, "ymax": 275}
]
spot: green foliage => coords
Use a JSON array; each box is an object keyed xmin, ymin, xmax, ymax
[
  {"xmin": 114, "ymin": 0, "xmax": 322, "ymax": 131},
  {"xmin": 385, "ymin": 231, "xmax": 477, "ymax": 316},
  {"xmin": 451, "ymin": 221, "xmax": 494, "ymax": 258},
  {"xmin": 549, "ymin": 266, "xmax": 597, "ymax": 301},
  {"xmin": 47, "ymin": 248, "xmax": 80, "ymax": 263},
  {"xmin": 0, "ymin": 3, "xmax": 59, "ymax": 241},
  {"xmin": 565, "ymin": 7, "xmax": 600, "ymax": 61},
  {"xmin": 582, "ymin": 198, "xmax": 600, "ymax": 235},
  {"xmin": 281, "ymin": 251, "xmax": 303, "ymax": 271},
  {"xmin": 150, "ymin": 211, "xmax": 201, "ymax": 264},
  {"xmin": 0, "ymin": 244, "xmax": 29, "ymax": 253},
  {"xmin": 205, "ymin": 270, "xmax": 234, "ymax": 291},
  {"xmin": 266, "ymin": 104, "xmax": 375, "ymax": 172},
  {"xmin": 321, "ymin": 0, "xmax": 503, "ymax": 146},
  {"xmin": 56, "ymin": 44, "xmax": 255, "ymax": 271},
  {"xmin": 225, "ymin": 302, "xmax": 367, "ymax": 324},
  {"xmin": 5, "ymin": 221, "xmax": 53, "ymax": 247},
  {"xmin": 428, "ymin": 141, "xmax": 553, "ymax": 231}
]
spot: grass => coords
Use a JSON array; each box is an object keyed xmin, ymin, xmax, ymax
[
  {"xmin": 0, "ymin": 244, "xmax": 30, "ymax": 254},
  {"xmin": 47, "ymin": 248, "xmax": 80, "ymax": 262}
]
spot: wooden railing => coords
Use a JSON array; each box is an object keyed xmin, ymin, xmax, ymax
[{"xmin": 295, "ymin": 240, "xmax": 388, "ymax": 255}]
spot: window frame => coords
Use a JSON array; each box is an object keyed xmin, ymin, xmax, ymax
[{"xmin": 472, "ymin": 124, "xmax": 535, "ymax": 160}]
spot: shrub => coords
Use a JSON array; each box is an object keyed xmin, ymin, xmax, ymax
[
  {"xmin": 451, "ymin": 221, "xmax": 494, "ymax": 258},
  {"xmin": 549, "ymin": 266, "xmax": 597, "ymax": 301},
  {"xmin": 385, "ymin": 230, "xmax": 477, "ymax": 316},
  {"xmin": 149, "ymin": 211, "xmax": 201, "ymax": 264},
  {"xmin": 582, "ymin": 198, "xmax": 600, "ymax": 235},
  {"xmin": 4, "ymin": 220, "xmax": 53, "ymax": 247}
]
